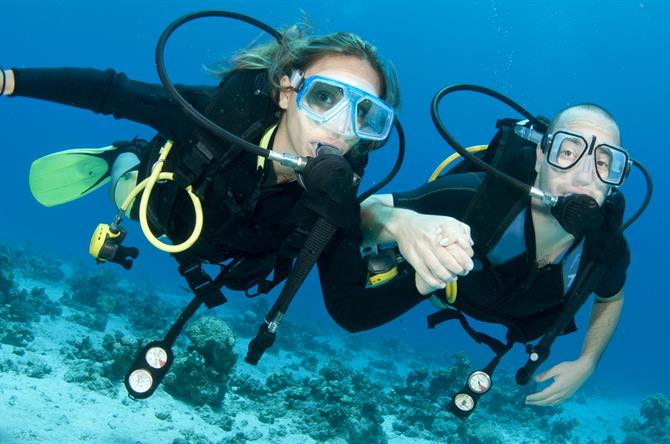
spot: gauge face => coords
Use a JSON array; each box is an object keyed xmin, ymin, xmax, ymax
[
  {"xmin": 128, "ymin": 369, "xmax": 153, "ymax": 394},
  {"xmin": 145, "ymin": 347, "xmax": 168, "ymax": 369},
  {"xmin": 467, "ymin": 371, "xmax": 492, "ymax": 394},
  {"xmin": 454, "ymin": 393, "xmax": 475, "ymax": 412}
]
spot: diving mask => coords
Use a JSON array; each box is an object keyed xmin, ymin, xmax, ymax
[
  {"xmin": 543, "ymin": 131, "xmax": 631, "ymax": 186},
  {"xmin": 290, "ymin": 70, "xmax": 395, "ymax": 141}
]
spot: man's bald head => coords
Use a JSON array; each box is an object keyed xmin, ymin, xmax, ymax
[{"xmin": 547, "ymin": 103, "xmax": 621, "ymax": 146}]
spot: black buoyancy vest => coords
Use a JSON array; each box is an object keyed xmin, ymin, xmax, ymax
[
  {"xmin": 431, "ymin": 118, "xmax": 617, "ymax": 343},
  {"xmin": 134, "ymin": 69, "xmax": 320, "ymax": 295}
]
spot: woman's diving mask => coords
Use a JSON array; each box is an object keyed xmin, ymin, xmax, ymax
[{"xmin": 290, "ymin": 70, "xmax": 395, "ymax": 141}]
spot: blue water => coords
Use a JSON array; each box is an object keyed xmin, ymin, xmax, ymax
[{"xmin": 2, "ymin": 0, "xmax": 668, "ymax": 408}]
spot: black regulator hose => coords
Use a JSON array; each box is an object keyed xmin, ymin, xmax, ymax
[
  {"xmin": 515, "ymin": 261, "xmax": 607, "ymax": 385},
  {"xmin": 622, "ymin": 159, "xmax": 653, "ymax": 230},
  {"xmin": 431, "ymin": 84, "xmax": 543, "ymax": 196},
  {"xmin": 245, "ymin": 217, "xmax": 337, "ymax": 365},
  {"xmin": 155, "ymin": 11, "xmax": 288, "ymax": 163},
  {"xmin": 431, "ymin": 84, "xmax": 653, "ymax": 229},
  {"xmin": 156, "ymin": 10, "xmax": 406, "ymax": 189},
  {"xmin": 357, "ymin": 118, "xmax": 405, "ymax": 203},
  {"xmin": 431, "ymin": 84, "xmax": 654, "ymax": 387}
]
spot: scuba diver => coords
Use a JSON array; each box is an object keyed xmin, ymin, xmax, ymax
[
  {"xmin": 1, "ymin": 14, "xmax": 403, "ymax": 398},
  {"xmin": 319, "ymin": 100, "xmax": 648, "ymax": 416}
]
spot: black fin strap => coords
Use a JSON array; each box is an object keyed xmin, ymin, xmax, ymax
[
  {"xmin": 176, "ymin": 256, "xmax": 227, "ymax": 309},
  {"xmin": 427, "ymin": 309, "xmax": 508, "ymax": 356}
]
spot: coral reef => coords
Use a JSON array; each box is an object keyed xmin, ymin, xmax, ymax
[
  {"xmin": 60, "ymin": 331, "xmax": 141, "ymax": 395},
  {"xmin": 0, "ymin": 355, "xmax": 52, "ymax": 378},
  {"xmin": 3, "ymin": 242, "xmax": 666, "ymax": 444},
  {"xmin": 0, "ymin": 242, "xmax": 65, "ymax": 283},
  {"xmin": 124, "ymin": 283, "xmax": 177, "ymax": 335},
  {"xmin": 0, "ymin": 246, "xmax": 15, "ymax": 298},
  {"xmin": 61, "ymin": 269, "xmax": 121, "ymax": 313},
  {"xmin": 623, "ymin": 392, "xmax": 670, "ymax": 444},
  {"xmin": 0, "ymin": 247, "xmax": 61, "ymax": 347},
  {"xmin": 1, "ymin": 287, "xmax": 61, "ymax": 324},
  {"xmin": 163, "ymin": 316, "xmax": 238, "ymax": 407}
]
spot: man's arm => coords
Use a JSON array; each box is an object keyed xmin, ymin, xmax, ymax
[
  {"xmin": 581, "ymin": 290, "xmax": 624, "ymax": 366},
  {"xmin": 525, "ymin": 290, "xmax": 624, "ymax": 406}
]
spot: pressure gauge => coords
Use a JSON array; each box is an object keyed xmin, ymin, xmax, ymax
[{"xmin": 467, "ymin": 370, "xmax": 492, "ymax": 394}]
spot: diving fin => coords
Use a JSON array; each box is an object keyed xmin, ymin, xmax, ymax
[{"xmin": 29, "ymin": 145, "xmax": 121, "ymax": 207}]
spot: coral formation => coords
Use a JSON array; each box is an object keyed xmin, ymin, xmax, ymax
[
  {"xmin": 0, "ymin": 243, "xmax": 65, "ymax": 283},
  {"xmin": 2, "ymin": 242, "xmax": 667, "ymax": 444},
  {"xmin": 60, "ymin": 331, "xmax": 141, "ymax": 395},
  {"xmin": 61, "ymin": 269, "xmax": 121, "ymax": 313},
  {"xmin": 623, "ymin": 392, "xmax": 670, "ymax": 444},
  {"xmin": 163, "ymin": 316, "xmax": 238, "ymax": 407},
  {"xmin": 0, "ymin": 246, "xmax": 61, "ymax": 347}
]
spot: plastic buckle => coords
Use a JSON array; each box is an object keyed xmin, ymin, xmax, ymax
[
  {"xmin": 174, "ymin": 139, "xmax": 215, "ymax": 188},
  {"xmin": 178, "ymin": 262, "xmax": 227, "ymax": 309}
]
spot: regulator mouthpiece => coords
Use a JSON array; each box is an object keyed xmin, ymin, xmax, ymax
[{"xmin": 551, "ymin": 194, "xmax": 604, "ymax": 237}]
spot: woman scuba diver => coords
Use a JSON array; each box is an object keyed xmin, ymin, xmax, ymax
[{"xmin": 1, "ymin": 14, "xmax": 402, "ymax": 398}]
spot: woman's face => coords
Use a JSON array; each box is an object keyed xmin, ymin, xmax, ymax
[{"xmin": 276, "ymin": 53, "xmax": 383, "ymax": 158}]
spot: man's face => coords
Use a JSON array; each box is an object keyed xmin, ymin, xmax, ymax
[
  {"xmin": 276, "ymin": 54, "xmax": 383, "ymax": 158},
  {"xmin": 535, "ymin": 110, "xmax": 621, "ymax": 206}
]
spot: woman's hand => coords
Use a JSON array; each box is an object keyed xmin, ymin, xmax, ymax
[
  {"xmin": 395, "ymin": 212, "xmax": 474, "ymax": 293},
  {"xmin": 1, "ymin": 69, "xmax": 15, "ymax": 96}
]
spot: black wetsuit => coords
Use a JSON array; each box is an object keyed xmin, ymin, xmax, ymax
[
  {"xmin": 319, "ymin": 172, "xmax": 630, "ymax": 341},
  {"xmin": 10, "ymin": 68, "xmax": 423, "ymax": 316},
  {"xmin": 10, "ymin": 68, "xmax": 308, "ymax": 264}
]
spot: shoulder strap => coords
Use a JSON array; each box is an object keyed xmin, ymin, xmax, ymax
[
  {"xmin": 172, "ymin": 69, "xmax": 278, "ymax": 192},
  {"xmin": 462, "ymin": 120, "xmax": 538, "ymax": 254}
]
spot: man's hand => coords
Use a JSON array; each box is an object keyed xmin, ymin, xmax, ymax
[
  {"xmin": 524, "ymin": 358, "xmax": 595, "ymax": 406},
  {"xmin": 396, "ymin": 212, "xmax": 474, "ymax": 293}
]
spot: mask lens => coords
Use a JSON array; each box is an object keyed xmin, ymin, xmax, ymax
[
  {"xmin": 548, "ymin": 132, "xmax": 588, "ymax": 169},
  {"xmin": 355, "ymin": 97, "xmax": 393, "ymax": 140},
  {"xmin": 297, "ymin": 75, "xmax": 394, "ymax": 141},
  {"xmin": 303, "ymin": 80, "xmax": 346, "ymax": 118},
  {"xmin": 595, "ymin": 144, "xmax": 628, "ymax": 185}
]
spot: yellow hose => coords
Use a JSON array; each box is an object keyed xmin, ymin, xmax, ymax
[
  {"xmin": 428, "ymin": 145, "xmax": 489, "ymax": 182},
  {"xmin": 120, "ymin": 140, "xmax": 204, "ymax": 253},
  {"xmin": 428, "ymin": 145, "xmax": 488, "ymax": 304}
]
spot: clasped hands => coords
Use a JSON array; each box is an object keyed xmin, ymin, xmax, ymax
[{"xmin": 394, "ymin": 211, "xmax": 475, "ymax": 295}]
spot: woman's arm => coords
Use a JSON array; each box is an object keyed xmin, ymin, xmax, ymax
[
  {"xmin": 4, "ymin": 67, "xmax": 217, "ymax": 140},
  {"xmin": 317, "ymin": 228, "xmax": 428, "ymax": 333}
]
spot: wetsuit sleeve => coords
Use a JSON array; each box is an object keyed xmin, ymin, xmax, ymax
[
  {"xmin": 593, "ymin": 237, "xmax": 630, "ymax": 298},
  {"xmin": 318, "ymin": 227, "xmax": 428, "ymax": 333},
  {"xmin": 317, "ymin": 173, "xmax": 483, "ymax": 333},
  {"xmin": 392, "ymin": 172, "xmax": 483, "ymax": 219},
  {"xmin": 10, "ymin": 67, "xmax": 218, "ymax": 140}
]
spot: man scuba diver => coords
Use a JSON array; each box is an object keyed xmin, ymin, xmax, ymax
[
  {"xmin": 319, "ymin": 101, "xmax": 645, "ymax": 414},
  {"xmin": 1, "ymin": 14, "xmax": 402, "ymax": 398}
]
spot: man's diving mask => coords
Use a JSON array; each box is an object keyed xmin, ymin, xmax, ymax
[
  {"xmin": 290, "ymin": 70, "xmax": 395, "ymax": 141},
  {"xmin": 543, "ymin": 131, "xmax": 631, "ymax": 186}
]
